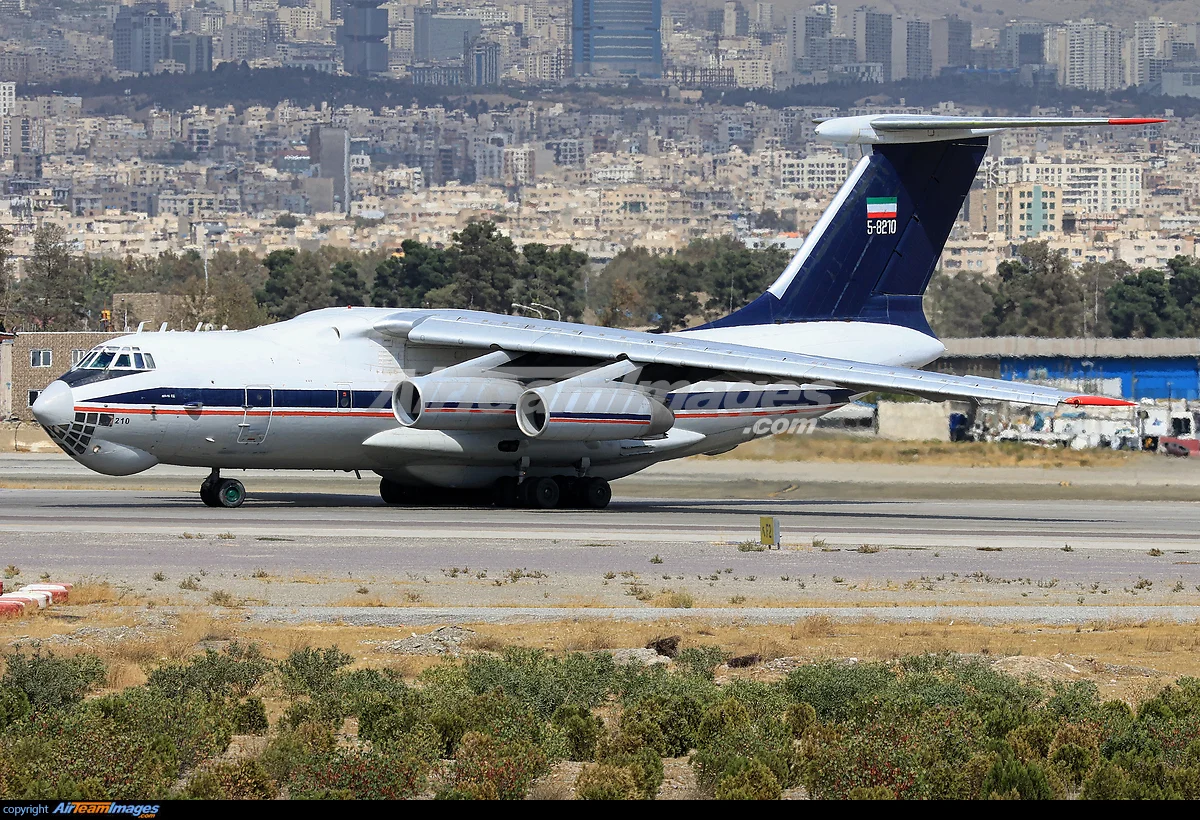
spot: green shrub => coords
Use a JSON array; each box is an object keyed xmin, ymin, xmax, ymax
[
  {"xmin": 462, "ymin": 648, "xmax": 617, "ymax": 719},
  {"xmin": 0, "ymin": 687, "xmax": 31, "ymax": 730},
  {"xmin": 981, "ymin": 755, "xmax": 1053, "ymax": 800},
  {"xmin": 603, "ymin": 742, "xmax": 663, "ymax": 799},
  {"xmin": 1045, "ymin": 680, "xmax": 1102, "ymax": 722},
  {"xmin": 259, "ymin": 722, "xmax": 335, "ymax": 784},
  {"xmin": 1, "ymin": 651, "xmax": 106, "ymax": 712},
  {"xmin": 575, "ymin": 763, "xmax": 640, "ymax": 800},
  {"xmin": 185, "ymin": 760, "xmax": 276, "ymax": 799},
  {"xmin": 783, "ymin": 660, "xmax": 896, "ymax": 722},
  {"xmin": 785, "ymin": 702, "xmax": 817, "ymax": 738},
  {"xmin": 847, "ymin": 784, "xmax": 896, "ymax": 799},
  {"xmin": 146, "ymin": 642, "xmax": 270, "ymax": 701},
  {"xmin": 448, "ymin": 731, "xmax": 548, "ymax": 800},
  {"xmin": 278, "ymin": 646, "xmax": 353, "ymax": 696},
  {"xmin": 674, "ymin": 646, "xmax": 728, "ymax": 680},
  {"xmin": 619, "ymin": 694, "xmax": 704, "ymax": 757},
  {"xmin": 232, "ymin": 697, "xmax": 269, "ymax": 735},
  {"xmin": 714, "ymin": 758, "xmax": 782, "ymax": 800},
  {"xmin": 551, "ymin": 703, "xmax": 603, "ymax": 761},
  {"xmin": 289, "ymin": 745, "xmax": 436, "ymax": 800}
]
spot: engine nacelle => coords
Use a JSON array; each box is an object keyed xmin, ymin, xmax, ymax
[
  {"xmin": 516, "ymin": 386, "xmax": 674, "ymax": 441},
  {"xmin": 394, "ymin": 377, "xmax": 523, "ymax": 430}
]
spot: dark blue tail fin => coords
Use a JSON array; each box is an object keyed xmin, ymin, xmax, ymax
[{"xmin": 705, "ymin": 136, "xmax": 988, "ymax": 336}]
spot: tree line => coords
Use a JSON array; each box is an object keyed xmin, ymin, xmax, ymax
[
  {"xmin": 926, "ymin": 241, "xmax": 1200, "ymax": 339},
  {"xmin": 0, "ymin": 222, "xmax": 788, "ymax": 334}
]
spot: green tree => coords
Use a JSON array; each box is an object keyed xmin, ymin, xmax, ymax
[
  {"xmin": 1077, "ymin": 260, "xmax": 1129, "ymax": 337},
  {"xmin": 1106, "ymin": 268, "xmax": 1183, "ymax": 338},
  {"xmin": 1167, "ymin": 256, "xmax": 1200, "ymax": 335},
  {"xmin": 256, "ymin": 249, "xmax": 332, "ymax": 321},
  {"xmin": 647, "ymin": 257, "xmax": 701, "ymax": 331},
  {"xmin": 330, "ymin": 260, "xmax": 365, "ymax": 307},
  {"xmin": 448, "ymin": 221, "xmax": 520, "ymax": 313},
  {"xmin": 15, "ymin": 224, "xmax": 86, "ymax": 330},
  {"xmin": 986, "ymin": 242, "xmax": 1085, "ymax": 336},
  {"xmin": 513, "ymin": 243, "xmax": 588, "ymax": 321},
  {"xmin": 275, "ymin": 213, "xmax": 300, "ymax": 229},
  {"xmin": 370, "ymin": 241, "xmax": 453, "ymax": 308},
  {"xmin": 925, "ymin": 269, "xmax": 996, "ymax": 337}
]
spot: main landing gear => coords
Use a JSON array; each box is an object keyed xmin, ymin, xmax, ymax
[
  {"xmin": 378, "ymin": 476, "xmax": 611, "ymax": 510},
  {"xmin": 199, "ymin": 469, "xmax": 246, "ymax": 509}
]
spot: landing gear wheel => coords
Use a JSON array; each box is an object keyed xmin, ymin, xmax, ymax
[
  {"xmin": 492, "ymin": 476, "xmax": 520, "ymax": 507},
  {"xmin": 199, "ymin": 472, "xmax": 220, "ymax": 507},
  {"xmin": 379, "ymin": 478, "xmax": 408, "ymax": 505},
  {"xmin": 525, "ymin": 476, "xmax": 561, "ymax": 509},
  {"xmin": 216, "ymin": 478, "xmax": 246, "ymax": 508},
  {"xmin": 581, "ymin": 477, "xmax": 611, "ymax": 510},
  {"xmin": 199, "ymin": 482, "xmax": 219, "ymax": 507}
]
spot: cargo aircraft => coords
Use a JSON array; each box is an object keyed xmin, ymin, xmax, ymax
[{"xmin": 32, "ymin": 114, "xmax": 1151, "ymax": 509}]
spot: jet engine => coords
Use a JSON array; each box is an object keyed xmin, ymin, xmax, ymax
[
  {"xmin": 515, "ymin": 386, "xmax": 674, "ymax": 441},
  {"xmin": 393, "ymin": 377, "xmax": 523, "ymax": 431}
]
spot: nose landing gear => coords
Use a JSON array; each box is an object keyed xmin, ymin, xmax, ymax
[{"xmin": 200, "ymin": 470, "xmax": 246, "ymax": 508}]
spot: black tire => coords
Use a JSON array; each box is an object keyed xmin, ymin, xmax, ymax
[
  {"xmin": 199, "ymin": 481, "xmax": 219, "ymax": 507},
  {"xmin": 527, "ymin": 476, "xmax": 561, "ymax": 509},
  {"xmin": 581, "ymin": 477, "xmax": 611, "ymax": 509},
  {"xmin": 379, "ymin": 478, "xmax": 408, "ymax": 505},
  {"xmin": 216, "ymin": 478, "xmax": 246, "ymax": 508},
  {"xmin": 493, "ymin": 476, "xmax": 520, "ymax": 507}
]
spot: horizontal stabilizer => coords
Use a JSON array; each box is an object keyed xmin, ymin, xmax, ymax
[{"xmin": 816, "ymin": 114, "xmax": 1166, "ymax": 144}]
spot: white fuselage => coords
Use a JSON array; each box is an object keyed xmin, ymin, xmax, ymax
[{"xmin": 36, "ymin": 308, "xmax": 944, "ymax": 488}]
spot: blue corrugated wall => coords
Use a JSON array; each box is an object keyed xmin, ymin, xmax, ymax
[{"xmin": 998, "ymin": 357, "xmax": 1200, "ymax": 401}]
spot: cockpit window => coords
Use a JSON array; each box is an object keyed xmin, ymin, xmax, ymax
[
  {"xmin": 85, "ymin": 350, "xmax": 115, "ymax": 370},
  {"xmin": 74, "ymin": 346, "xmax": 156, "ymax": 372}
]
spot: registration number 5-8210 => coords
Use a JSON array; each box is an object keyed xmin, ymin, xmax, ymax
[{"xmin": 867, "ymin": 218, "xmax": 897, "ymax": 235}]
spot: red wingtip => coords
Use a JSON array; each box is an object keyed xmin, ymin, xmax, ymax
[
  {"xmin": 1107, "ymin": 118, "xmax": 1167, "ymax": 125},
  {"xmin": 1064, "ymin": 395, "xmax": 1136, "ymax": 407}
]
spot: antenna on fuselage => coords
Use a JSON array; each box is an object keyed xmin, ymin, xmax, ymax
[
  {"xmin": 159, "ymin": 322, "xmax": 168, "ymax": 332},
  {"xmin": 136, "ymin": 322, "xmax": 147, "ymax": 333}
]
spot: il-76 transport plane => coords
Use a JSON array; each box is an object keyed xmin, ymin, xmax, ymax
[{"xmin": 32, "ymin": 114, "xmax": 1151, "ymax": 509}]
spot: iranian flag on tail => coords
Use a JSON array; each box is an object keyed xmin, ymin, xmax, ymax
[{"xmin": 866, "ymin": 196, "xmax": 897, "ymax": 220}]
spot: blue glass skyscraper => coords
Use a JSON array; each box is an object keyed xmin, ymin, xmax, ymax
[{"xmin": 572, "ymin": 0, "xmax": 662, "ymax": 78}]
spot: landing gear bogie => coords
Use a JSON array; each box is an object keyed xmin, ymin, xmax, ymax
[{"xmin": 200, "ymin": 470, "xmax": 245, "ymax": 509}]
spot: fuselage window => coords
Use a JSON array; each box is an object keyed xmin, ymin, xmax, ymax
[
  {"xmin": 144, "ymin": 353, "xmax": 156, "ymax": 370},
  {"xmin": 133, "ymin": 353, "xmax": 145, "ymax": 369},
  {"xmin": 113, "ymin": 353, "xmax": 132, "ymax": 370}
]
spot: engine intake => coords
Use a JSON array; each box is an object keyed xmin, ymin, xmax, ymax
[
  {"xmin": 516, "ymin": 386, "xmax": 674, "ymax": 441},
  {"xmin": 394, "ymin": 377, "xmax": 523, "ymax": 431}
]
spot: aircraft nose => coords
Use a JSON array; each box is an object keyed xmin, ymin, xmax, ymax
[{"xmin": 32, "ymin": 380, "xmax": 75, "ymax": 428}]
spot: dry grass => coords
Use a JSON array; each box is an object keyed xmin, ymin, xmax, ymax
[
  {"xmin": 720, "ymin": 434, "xmax": 1152, "ymax": 469},
  {"xmin": 63, "ymin": 581, "xmax": 119, "ymax": 606},
  {"xmin": 653, "ymin": 590, "xmax": 695, "ymax": 608}
]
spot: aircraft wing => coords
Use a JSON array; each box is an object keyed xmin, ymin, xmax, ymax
[{"xmin": 375, "ymin": 311, "xmax": 1123, "ymax": 408}]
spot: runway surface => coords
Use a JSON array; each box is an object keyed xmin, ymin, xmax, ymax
[
  {"xmin": 3, "ymin": 487, "xmax": 1200, "ymax": 549},
  {"xmin": 5, "ymin": 456, "xmax": 1200, "ymax": 622}
]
